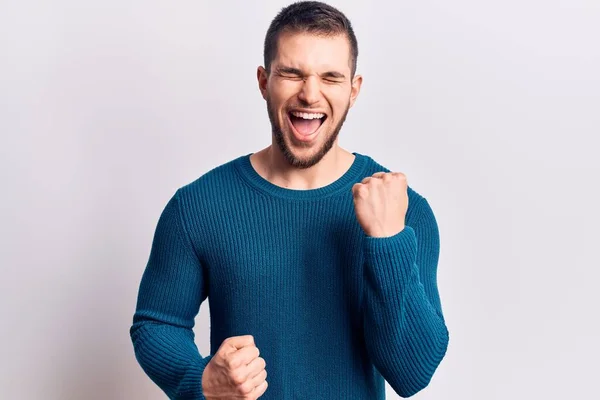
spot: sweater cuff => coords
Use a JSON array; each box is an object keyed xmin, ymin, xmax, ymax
[
  {"xmin": 363, "ymin": 226, "xmax": 419, "ymax": 289},
  {"xmin": 178, "ymin": 354, "xmax": 214, "ymax": 400}
]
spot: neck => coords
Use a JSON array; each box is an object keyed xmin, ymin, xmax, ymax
[{"xmin": 251, "ymin": 145, "xmax": 355, "ymax": 190}]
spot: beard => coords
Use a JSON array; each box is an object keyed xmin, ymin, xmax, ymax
[{"xmin": 266, "ymin": 96, "xmax": 350, "ymax": 169}]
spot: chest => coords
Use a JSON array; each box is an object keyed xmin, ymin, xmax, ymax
[{"xmin": 199, "ymin": 198, "xmax": 366, "ymax": 310}]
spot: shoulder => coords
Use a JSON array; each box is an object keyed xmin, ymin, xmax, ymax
[
  {"xmin": 175, "ymin": 154, "xmax": 245, "ymax": 200},
  {"xmin": 167, "ymin": 154, "xmax": 248, "ymax": 226}
]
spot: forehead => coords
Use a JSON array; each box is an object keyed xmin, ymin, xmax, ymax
[{"xmin": 274, "ymin": 31, "xmax": 351, "ymax": 73}]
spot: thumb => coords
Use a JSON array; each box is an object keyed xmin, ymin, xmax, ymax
[{"xmin": 227, "ymin": 334, "xmax": 255, "ymax": 351}]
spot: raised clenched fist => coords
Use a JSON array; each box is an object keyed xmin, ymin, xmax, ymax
[
  {"xmin": 201, "ymin": 335, "xmax": 268, "ymax": 399},
  {"xmin": 352, "ymin": 171, "xmax": 409, "ymax": 238}
]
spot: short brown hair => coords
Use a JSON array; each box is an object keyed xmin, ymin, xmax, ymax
[{"xmin": 263, "ymin": 1, "xmax": 359, "ymax": 78}]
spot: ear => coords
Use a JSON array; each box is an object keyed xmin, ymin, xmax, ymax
[
  {"xmin": 349, "ymin": 74, "xmax": 363, "ymax": 108},
  {"xmin": 257, "ymin": 66, "xmax": 268, "ymax": 100}
]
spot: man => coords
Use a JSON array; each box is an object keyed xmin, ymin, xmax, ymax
[{"xmin": 130, "ymin": 1, "xmax": 449, "ymax": 399}]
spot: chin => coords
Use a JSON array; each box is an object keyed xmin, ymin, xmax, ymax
[{"xmin": 276, "ymin": 127, "xmax": 338, "ymax": 169}]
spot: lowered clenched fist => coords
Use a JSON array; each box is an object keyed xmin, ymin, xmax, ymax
[
  {"xmin": 352, "ymin": 171, "xmax": 409, "ymax": 238},
  {"xmin": 202, "ymin": 335, "xmax": 268, "ymax": 399}
]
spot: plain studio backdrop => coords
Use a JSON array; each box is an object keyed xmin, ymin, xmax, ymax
[{"xmin": 1, "ymin": 0, "xmax": 599, "ymax": 399}]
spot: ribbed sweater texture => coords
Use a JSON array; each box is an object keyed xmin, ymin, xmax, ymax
[{"xmin": 130, "ymin": 152, "xmax": 449, "ymax": 399}]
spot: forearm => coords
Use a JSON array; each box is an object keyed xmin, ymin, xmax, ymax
[
  {"xmin": 130, "ymin": 319, "xmax": 213, "ymax": 400},
  {"xmin": 362, "ymin": 202, "xmax": 449, "ymax": 397},
  {"xmin": 362, "ymin": 244, "xmax": 449, "ymax": 397}
]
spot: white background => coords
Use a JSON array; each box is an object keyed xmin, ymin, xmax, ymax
[{"xmin": 1, "ymin": 0, "xmax": 599, "ymax": 399}]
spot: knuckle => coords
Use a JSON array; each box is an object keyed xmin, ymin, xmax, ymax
[
  {"xmin": 237, "ymin": 381, "xmax": 253, "ymax": 395},
  {"xmin": 216, "ymin": 352, "xmax": 228, "ymax": 367},
  {"xmin": 224, "ymin": 354, "xmax": 235, "ymax": 369},
  {"xmin": 230, "ymin": 372, "xmax": 245, "ymax": 385}
]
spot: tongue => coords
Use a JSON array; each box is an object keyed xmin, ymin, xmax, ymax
[{"xmin": 290, "ymin": 115, "xmax": 322, "ymax": 135}]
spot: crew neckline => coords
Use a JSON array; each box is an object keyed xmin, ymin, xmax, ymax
[{"xmin": 234, "ymin": 151, "xmax": 368, "ymax": 200}]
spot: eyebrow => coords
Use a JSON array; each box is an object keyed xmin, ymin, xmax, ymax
[
  {"xmin": 275, "ymin": 66, "xmax": 303, "ymax": 75},
  {"xmin": 274, "ymin": 66, "xmax": 346, "ymax": 79}
]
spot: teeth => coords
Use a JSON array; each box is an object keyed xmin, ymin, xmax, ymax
[{"xmin": 290, "ymin": 111, "xmax": 325, "ymax": 120}]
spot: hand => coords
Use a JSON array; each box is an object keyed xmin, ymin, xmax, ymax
[
  {"xmin": 352, "ymin": 171, "xmax": 408, "ymax": 238},
  {"xmin": 202, "ymin": 335, "xmax": 268, "ymax": 399}
]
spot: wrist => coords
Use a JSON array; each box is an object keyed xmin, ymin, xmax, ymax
[{"xmin": 366, "ymin": 224, "xmax": 405, "ymax": 238}]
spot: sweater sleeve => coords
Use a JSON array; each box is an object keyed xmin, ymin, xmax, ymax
[
  {"xmin": 130, "ymin": 189, "xmax": 213, "ymax": 400},
  {"xmin": 361, "ymin": 197, "xmax": 449, "ymax": 397}
]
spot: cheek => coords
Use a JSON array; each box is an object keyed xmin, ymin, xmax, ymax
[
  {"xmin": 268, "ymin": 93, "xmax": 290, "ymax": 117},
  {"xmin": 324, "ymin": 87, "xmax": 351, "ymax": 111},
  {"xmin": 270, "ymin": 81, "xmax": 300, "ymax": 101}
]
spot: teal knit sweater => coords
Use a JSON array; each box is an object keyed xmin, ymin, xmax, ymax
[{"xmin": 130, "ymin": 152, "xmax": 449, "ymax": 399}]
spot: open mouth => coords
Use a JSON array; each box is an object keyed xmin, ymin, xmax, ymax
[{"xmin": 287, "ymin": 110, "xmax": 327, "ymax": 139}]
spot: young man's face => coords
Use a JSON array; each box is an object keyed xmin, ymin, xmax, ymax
[{"xmin": 258, "ymin": 31, "xmax": 362, "ymax": 169}]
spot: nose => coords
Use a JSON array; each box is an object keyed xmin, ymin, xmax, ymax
[{"xmin": 297, "ymin": 76, "xmax": 321, "ymax": 105}]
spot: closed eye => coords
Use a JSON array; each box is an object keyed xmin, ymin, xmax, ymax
[
  {"xmin": 321, "ymin": 71, "xmax": 346, "ymax": 83},
  {"xmin": 273, "ymin": 66, "xmax": 345, "ymax": 83},
  {"xmin": 281, "ymin": 74, "xmax": 303, "ymax": 80},
  {"xmin": 275, "ymin": 67, "xmax": 303, "ymax": 80}
]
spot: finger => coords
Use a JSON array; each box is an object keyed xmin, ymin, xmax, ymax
[
  {"xmin": 253, "ymin": 380, "xmax": 269, "ymax": 398},
  {"xmin": 372, "ymin": 171, "xmax": 386, "ymax": 178},
  {"xmin": 352, "ymin": 183, "xmax": 368, "ymax": 198},
  {"xmin": 245, "ymin": 356, "xmax": 267, "ymax": 376},
  {"xmin": 223, "ymin": 335, "xmax": 255, "ymax": 357},
  {"xmin": 226, "ymin": 346, "xmax": 260, "ymax": 369},
  {"xmin": 248, "ymin": 368, "xmax": 267, "ymax": 388}
]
